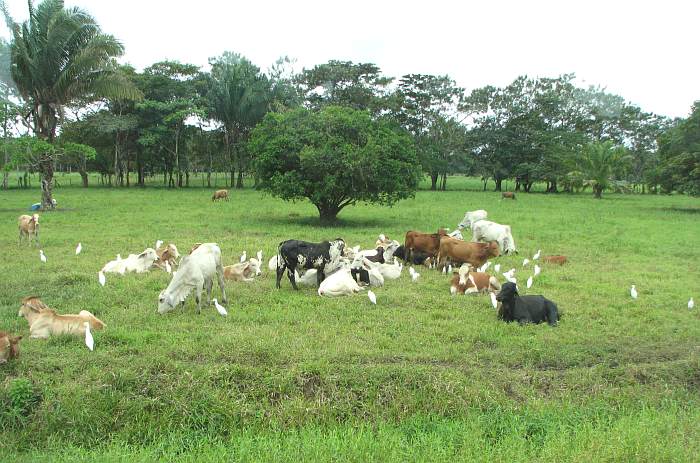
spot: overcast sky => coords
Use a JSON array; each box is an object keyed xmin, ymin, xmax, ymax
[{"xmin": 1, "ymin": 0, "xmax": 698, "ymax": 118}]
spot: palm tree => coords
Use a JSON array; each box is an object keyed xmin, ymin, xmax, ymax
[
  {"xmin": 574, "ymin": 141, "xmax": 630, "ymax": 199},
  {"xmin": 1, "ymin": 0, "xmax": 140, "ymax": 207}
]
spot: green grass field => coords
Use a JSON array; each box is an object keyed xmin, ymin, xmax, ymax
[{"xmin": 1, "ymin": 177, "xmax": 699, "ymax": 462}]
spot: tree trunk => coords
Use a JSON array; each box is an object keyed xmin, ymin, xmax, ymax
[
  {"xmin": 494, "ymin": 178, "xmax": 502, "ymax": 192},
  {"xmin": 594, "ymin": 185, "xmax": 603, "ymax": 199},
  {"xmin": 430, "ymin": 173, "xmax": 438, "ymax": 191},
  {"xmin": 40, "ymin": 158, "xmax": 55, "ymax": 209},
  {"xmin": 2, "ymin": 142, "xmax": 8, "ymax": 189},
  {"xmin": 515, "ymin": 180, "xmax": 521, "ymax": 191},
  {"xmin": 317, "ymin": 203, "xmax": 340, "ymax": 225},
  {"xmin": 440, "ymin": 173, "xmax": 447, "ymax": 191},
  {"xmin": 236, "ymin": 169, "xmax": 244, "ymax": 189}
]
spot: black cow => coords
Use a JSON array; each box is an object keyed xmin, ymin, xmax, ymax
[
  {"xmin": 496, "ymin": 282, "xmax": 559, "ymax": 326},
  {"xmin": 393, "ymin": 245, "xmax": 432, "ymax": 266},
  {"xmin": 276, "ymin": 239, "xmax": 345, "ymax": 289}
]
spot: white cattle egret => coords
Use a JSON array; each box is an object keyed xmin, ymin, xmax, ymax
[
  {"xmin": 630, "ymin": 285, "xmax": 638, "ymax": 299},
  {"xmin": 84, "ymin": 322, "xmax": 94, "ymax": 351},
  {"xmin": 494, "ymin": 264, "xmax": 501, "ymax": 273},
  {"xmin": 98, "ymin": 271, "xmax": 106, "ymax": 287},
  {"xmin": 116, "ymin": 254, "xmax": 122, "ymax": 261},
  {"xmin": 155, "ymin": 240, "xmax": 163, "ymax": 250},
  {"xmin": 490, "ymin": 292, "xmax": 498, "ymax": 309},
  {"xmin": 165, "ymin": 261, "xmax": 172, "ymax": 274},
  {"xmin": 522, "ymin": 258, "xmax": 530, "ymax": 267},
  {"xmin": 688, "ymin": 298, "xmax": 694, "ymax": 310},
  {"xmin": 533, "ymin": 250, "xmax": 541, "ymax": 260},
  {"xmin": 367, "ymin": 290, "xmax": 377, "ymax": 305},
  {"xmin": 256, "ymin": 250, "xmax": 263, "ymax": 262},
  {"xmin": 411, "ymin": 270, "xmax": 420, "ymax": 282},
  {"xmin": 442, "ymin": 266, "xmax": 447, "ymax": 274},
  {"xmin": 75, "ymin": 242, "xmax": 82, "ymax": 255},
  {"xmin": 526, "ymin": 276, "xmax": 533, "ymax": 288},
  {"xmin": 213, "ymin": 298, "xmax": 228, "ymax": 316},
  {"xmin": 240, "ymin": 251, "xmax": 247, "ymax": 263},
  {"xmin": 409, "ymin": 266, "xmax": 415, "ymax": 276},
  {"xmin": 479, "ymin": 262, "xmax": 491, "ymax": 273},
  {"xmin": 534, "ymin": 264, "xmax": 541, "ymax": 277},
  {"xmin": 502, "ymin": 268, "xmax": 515, "ymax": 279},
  {"xmin": 39, "ymin": 250, "xmax": 47, "ymax": 263},
  {"xmin": 447, "ymin": 264, "xmax": 452, "ymax": 273}
]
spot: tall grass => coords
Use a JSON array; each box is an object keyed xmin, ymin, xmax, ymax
[{"xmin": 1, "ymin": 180, "xmax": 699, "ymax": 461}]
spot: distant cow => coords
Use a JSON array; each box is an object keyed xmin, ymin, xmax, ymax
[
  {"xmin": 438, "ymin": 237, "xmax": 500, "ymax": 269},
  {"xmin": 212, "ymin": 189, "xmax": 229, "ymax": 201},
  {"xmin": 543, "ymin": 255, "xmax": 567, "ymax": 265},
  {"xmin": 276, "ymin": 239, "xmax": 345, "ymax": 289},
  {"xmin": 502, "ymin": 192, "xmax": 516, "ymax": 200},
  {"xmin": 404, "ymin": 228, "xmax": 447, "ymax": 264}
]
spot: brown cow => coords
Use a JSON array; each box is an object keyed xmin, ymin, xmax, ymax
[
  {"xmin": 437, "ymin": 237, "xmax": 500, "ymax": 270},
  {"xmin": 501, "ymin": 191, "xmax": 516, "ymax": 200},
  {"xmin": 404, "ymin": 228, "xmax": 448, "ymax": 265},
  {"xmin": 542, "ymin": 255, "xmax": 567, "ymax": 265},
  {"xmin": 0, "ymin": 331, "xmax": 22, "ymax": 364},
  {"xmin": 212, "ymin": 189, "xmax": 229, "ymax": 201},
  {"xmin": 449, "ymin": 264, "xmax": 501, "ymax": 295}
]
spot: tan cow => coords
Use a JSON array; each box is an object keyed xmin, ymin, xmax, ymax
[
  {"xmin": 404, "ymin": 228, "xmax": 448, "ymax": 264},
  {"xmin": 18, "ymin": 214, "xmax": 40, "ymax": 246},
  {"xmin": 449, "ymin": 264, "xmax": 501, "ymax": 295},
  {"xmin": 212, "ymin": 189, "xmax": 229, "ymax": 201},
  {"xmin": 437, "ymin": 237, "xmax": 500, "ymax": 270},
  {"xmin": 18, "ymin": 296, "xmax": 105, "ymax": 339}
]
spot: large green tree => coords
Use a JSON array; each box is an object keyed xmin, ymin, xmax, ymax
[
  {"xmin": 1, "ymin": 0, "xmax": 139, "ymax": 206},
  {"xmin": 655, "ymin": 102, "xmax": 700, "ymax": 195},
  {"xmin": 250, "ymin": 106, "xmax": 420, "ymax": 224},
  {"xmin": 571, "ymin": 141, "xmax": 630, "ymax": 199}
]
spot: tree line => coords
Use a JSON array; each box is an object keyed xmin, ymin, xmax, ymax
[{"xmin": 0, "ymin": 0, "xmax": 698, "ymax": 213}]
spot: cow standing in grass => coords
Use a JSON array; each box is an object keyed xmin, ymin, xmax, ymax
[{"xmin": 276, "ymin": 239, "xmax": 345, "ymax": 289}]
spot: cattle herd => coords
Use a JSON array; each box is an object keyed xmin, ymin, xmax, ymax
[{"xmin": 3, "ymin": 206, "xmax": 566, "ymax": 361}]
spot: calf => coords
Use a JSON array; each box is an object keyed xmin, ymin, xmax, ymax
[
  {"xmin": 276, "ymin": 239, "xmax": 345, "ymax": 289},
  {"xmin": 450, "ymin": 264, "xmax": 501, "ymax": 295},
  {"xmin": 501, "ymin": 191, "xmax": 516, "ymax": 200},
  {"xmin": 155, "ymin": 243, "xmax": 180, "ymax": 270},
  {"xmin": 393, "ymin": 245, "xmax": 433, "ymax": 267},
  {"xmin": 18, "ymin": 214, "xmax": 40, "ymax": 246},
  {"xmin": 457, "ymin": 210, "xmax": 487, "ymax": 230},
  {"xmin": 212, "ymin": 189, "xmax": 229, "ymax": 201},
  {"xmin": 0, "ymin": 332, "xmax": 22, "ymax": 364},
  {"xmin": 472, "ymin": 220, "xmax": 517, "ymax": 255},
  {"xmin": 496, "ymin": 282, "xmax": 559, "ymax": 326},
  {"xmin": 158, "ymin": 243, "xmax": 227, "ymax": 314},
  {"xmin": 438, "ymin": 237, "xmax": 500, "ymax": 270},
  {"xmin": 404, "ymin": 228, "xmax": 447, "ymax": 264},
  {"xmin": 18, "ymin": 296, "xmax": 105, "ymax": 339},
  {"xmin": 543, "ymin": 255, "xmax": 567, "ymax": 265}
]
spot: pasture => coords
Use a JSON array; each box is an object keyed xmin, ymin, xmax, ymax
[{"xmin": 1, "ymin": 179, "xmax": 699, "ymax": 462}]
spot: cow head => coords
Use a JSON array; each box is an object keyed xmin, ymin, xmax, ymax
[
  {"xmin": 329, "ymin": 239, "xmax": 345, "ymax": 260},
  {"xmin": 496, "ymin": 282, "xmax": 518, "ymax": 302},
  {"xmin": 157, "ymin": 290, "xmax": 176, "ymax": 314}
]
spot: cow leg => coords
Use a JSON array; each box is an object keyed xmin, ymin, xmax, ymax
[
  {"xmin": 276, "ymin": 262, "xmax": 287, "ymax": 288},
  {"xmin": 194, "ymin": 281, "xmax": 204, "ymax": 314},
  {"xmin": 206, "ymin": 278, "xmax": 213, "ymax": 306},
  {"xmin": 287, "ymin": 269, "xmax": 299, "ymax": 290},
  {"xmin": 316, "ymin": 269, "xmax": 325, "ymax": 286}
]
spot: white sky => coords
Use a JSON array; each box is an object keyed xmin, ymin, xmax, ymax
[{"xmin": 2, "ymin": 0, "xmax": 698, "ymax": 118}]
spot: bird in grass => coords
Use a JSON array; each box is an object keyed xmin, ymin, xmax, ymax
[
  {"xmin": 39, "ymin": 250, "xmax": 47, "ymax": 263},
  {"xmin": 502, "ymin": 268, "xmax": 515, "ymax": 279},
  {"xmin": 533, "ymin": 249, "xmax": 541, "ymax": 260},
  {"xmin": 630, "ymin": 285, "xmax": 638, "ymax": 299},
  {"xmin": 256, "ymin": 250, "xmax": 263, "ymax": 262},
  {"xmin": 490, "ymin": 292, "xmax": 498, "ymax": 309},
  {"xmin": 442, "ymin": 266, "xmax": 447, "ymax": 274},
  {"xmin": 526, "ymin": 276, "xmax": 533, "ymax": 288},
  {"xmin": 494, "ymin": 264, "xmax": 501, "ymax": 273},
  {"xmin": 367, "ymin": 290, "xmax": 377, "ymax": 305},
  {"xmin": 165, "ymin": 261, "xmax": 172, "ymax": 274},
  {"xmin": 689, "ymin": 298, "xmax": 695, "ymax": 310},
  {"xmin": 155, "ymin": 240, "xmax": 163, "ymax": 250},
  {"xmin": 84, "ymin": 322, "xmax": 94, "ymax": 351},
  {"xmin": 409, "ymin": 266, "xmax": 420, "ymax": 282},
  {"xmin": 522, "ymin": 258, "xmax": 530, "ymax": 267},
  {"xmin": 98, "ymin": 271, "xmax": 106, "ymax": 287},
  {"xmin": 447, "ymin": 264, "xmax": 452, "ymax": 273},
  {"xmin": 75, "ymin": 242, "xmax": 82, "ymax": 255},
  {"xmin": 239, "ymin": 251, "xmax": 247, "ymax": 263},
  {"xmin": 534, "ymin": 264, "xmax": 541, "ymax": 277},
  {"xmin": 479, "ymin": 262, "xmax": 491, "ymax": 273},
  {"xmin": 213, "ymin": 299, "xmax": 228, "ymax": 316}
]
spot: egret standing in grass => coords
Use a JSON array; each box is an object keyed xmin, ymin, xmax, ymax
[
  {"xmin": 490, "ymin": 292, "xmax": 498, "ymax": 309},
  {"xmin": 533, "ymin": 250, "xmax": 541, "ymax": 260},
  {"xmin": 526, "ymin": 276, "xmax": 533, "ymax": 288},
  {"xmin": 39, "ymin": 250, "xmax": 47, "ymax": 263},
  {"xmin": 630, "ymin": 285, "xmax": 638, "ymax": 299},
  {"xmin": 213, "ymin": 299, "xmax": 228, "ymax": 316},
  {"xmin": 409, "ymin": 266, "xmax": 420, "ymax": 282},
  {"xmin": 689, "ymin": 298, "xmax": 695, "ymax": 310},
  {"xmin": 256, "ymin": 250, "xmax": 263, "ymax": 262},
  {"xmin": 494, "ymin": 264, "xmax": 501, "ymax": 273},
  {"xmin": 155, "ymin": 240, "xmax": 163, "ymax": 250},
  {"xmin": 522, "ymin": 258, "xmax": 530, "ymax": 267},
  {"xmin": 367, "ymin": 290, "xmax": 377, "ymax": 305},
  {"xmin": 75, "ymin": 242, "xmax": 82, "ymax": 255},
  {"xmin": 534, "ymin": 264, "xmax": 541, "ymax": 277},
  {"xmin": 84, "ymin": 322, "xmax": 94, "ymax": 351},
  {"xmin": 98, "ymin": 271, "xmax": 106, "ymax": 287},
  {"xmin": 165, "ymin": 261, "xmax": 172, "ymax": 274},
  {"xmin": 240, "ymin": 251, "xmax": 247, "ymax": 263}
]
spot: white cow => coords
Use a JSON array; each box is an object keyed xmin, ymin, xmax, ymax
[
  {"xmin": 318, "ymin": 268, "xmax": 363, "ymax": 297},
  {"xmin": 375, "ymin": 260, "xmax": 403, "ymax": 280},
  {"xmin": 157, "ymin": 243, "xmax": 227, "ymax": 314},
  {"xmin": 102, "ymin": 248, "xmax": 158, "ymax": 274},
  {"xmin": 471, "ymin": 220, "xmax": 517, "ymax": 254},
  {"xmin": 457, "ymin": 210, "xmax": 488, "ymax": 230}
]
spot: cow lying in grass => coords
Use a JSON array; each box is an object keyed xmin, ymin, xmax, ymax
[
  {"xmin": 0, "ymin": 332, "xmax": 22, "ymax": 364},
  {"xmin": 496, "ymin": 282, "xmax": 559, "ymax": 326},
  {"xmin": 18, "ymin": 296, "xmax": 105, "ymax": 339},
  {"xmin": 450, "ymin": 264, "xmax": 501, "ymax": 295},
  {"xmin": 276, "ymin": 239, "xmax": 345, "ymax": 289}
]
